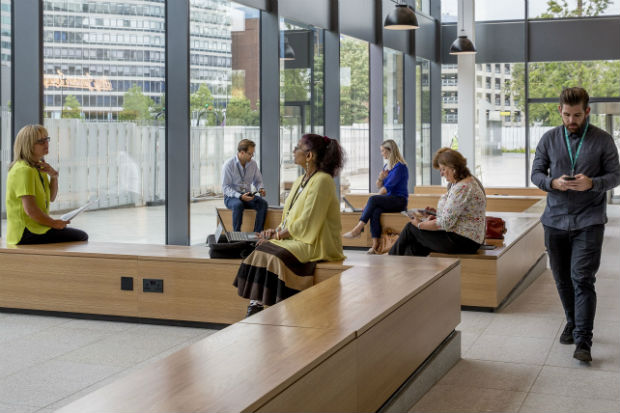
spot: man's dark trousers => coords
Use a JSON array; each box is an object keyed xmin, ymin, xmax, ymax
[
  {"xmin": 224, "ymin": 196, "xmax": 268, "ymax": 232},
  {"xmin": 544, "ymin": 224, "xmax": 605, "ymax": 347}
]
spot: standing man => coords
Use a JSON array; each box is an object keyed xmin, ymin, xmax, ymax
[
  {"xmin": 532, "ymin": 87, "xmax": 620, "ymax": 362},
  {"xmin": 222, "ymin": 139, "xmax": 268, "ymax": 232}
]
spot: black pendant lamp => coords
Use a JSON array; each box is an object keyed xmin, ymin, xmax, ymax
[
  {"xmin": 449, "ymin": 0, "xmax": 476, "ymax": 55},
  {"xmin": 281, "ymin": 37, "xmax": 296, "ymax": 61},
  {"xmin": 384, "ymin": 1, "xmax": 419, "ymax": 30}
]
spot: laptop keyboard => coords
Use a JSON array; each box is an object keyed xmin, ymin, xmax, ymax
[{"xmin": 228, "ymin": 232, "xmax": 252, "ymax": 241}]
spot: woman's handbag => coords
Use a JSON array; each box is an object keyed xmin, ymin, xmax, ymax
[
  {"xmin": 485, "ymin": 216, "xmax": 507, "ymax": 240},
  {"xmin": 376, "ymin": 228, "xmax": 400, "ymax": 254}
]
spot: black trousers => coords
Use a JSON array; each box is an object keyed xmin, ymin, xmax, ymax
[
  {"xmin": 388, "ymin": 222, "xmax": 481, "ymax": 256},
  {"xmin": 19, "ymin": 227, "xmax": 89, "ymax": 245},
  {"xmin": 359, "ymin": 195, "xmax": 408, "ymax": 238},
  {"xmin": 544, "ymin": 224, "xmax": 604, "ymax": 347}
]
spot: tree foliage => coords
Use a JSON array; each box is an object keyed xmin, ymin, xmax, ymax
[
  {"xmin": 340, "ymin": 37, "xmax": 369, "ymax": 125},
  {"xmin": 119, "ymin": 85, "xmax": 155, "ymax": 121},
  {"xmin": 510, "ymin": 0, "xmax": 618, "ymax": 126},
  {"xmin": 61, "ymin": 95, "xmax": 82, "ymax": 119},
  {"xmin": 226, "ymin": 96, "xmax": 259, "ymax": 126},
  {"xmin": 190, "ymin": 83, "xmax": 216, "ymax": 125}
]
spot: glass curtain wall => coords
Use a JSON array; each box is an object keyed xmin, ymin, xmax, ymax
[
  {"xmin": 475, "ymin": 62, "xmax": 525, "ymax": 186},
  {"xmin": 279, "ymin": 18, "xmax": 324, "ymax": 204},
  {"xmin": 0, "ymin": 0, "xmax": 10, "ymax": 238},
  {"xmin": 441, "ymin": 64, "xmax": 458, "ymax": 148},
  {"xmin": 416, "ymin": 57, "xmax": 431, "ymax": 185},
  {"xmin": 189, "ymin": 1, "xmax": 260, "ymax": 245},
  {"xmin": 529, "ymin": 0, "xmax": 620, "ymax": 18},
  {"xmin": 340, "ymin": 35, "xmax": 369, "ymax": 195},
  {"xmin": 475, "ymin": 0, "xmax": 524, "ymax": 21},
  {"xmin": 528, "ymin": 59, "xmax": 620, "ymax": 184},
  {"xmin": 42, "ymin": 0, "xmax": 166, "ymax": 243},
  {"xmin": 383, "ymin": 47, "xmax": 403, "ymax": 150}
]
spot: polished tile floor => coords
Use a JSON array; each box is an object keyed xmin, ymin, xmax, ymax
[
  {"xmin": 411, "ymin": 206, "xmax": 620, "ymax": 413},
  {"xmin": 0, "ymin": 207, "xmax": 618, "ymax": 413}
]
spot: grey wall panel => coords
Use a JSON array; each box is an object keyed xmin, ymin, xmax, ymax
[
  {"xmin": 165, "ymin": 0, "xmax": 190, "ymax": 245},
  {"xmin": 369, "ymin": 44, "xmax": 383, "ymax": 190},
  {"xmin": 441, "ymin": 24, "xmax": 457, "ymax": 64},
  {"xmin": 234, "ymin": 0, "xmax": 269, "ymax": 11},
  {"xmin": 260, "ymin": 10, "xmax": 280, "ymax": 206},
  {"xmin": 529, "ymin": 17, "xmax": 620, "ymax": 62},
  {"xmin": 339, "ymin": 0, "xmax": 376, "ymax": 43},
  {"xmin": 476, "ymin": 22, "xmax": 525, "ymax": 63},
  {"xmin": 12, "ymin": 0, "xmax": 42, "ymax": 140},
  {"xmin": 279, "ymin": 0, "xmax": 330, "ymax": 29},
  {"xmin": 415, "ymin": 13, "xmax": 437, "ymax": 61}
]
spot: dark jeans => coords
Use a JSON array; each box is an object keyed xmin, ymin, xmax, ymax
[
  {"xmin": 19, "ymin": 227, "xmax": 88, "ymax": 244},
  {"xmin": 359, "ymin": 195, "xmax": 408, "ymax": 238},
  {"xmin": 224, "ymin": 195, "xmax": 268, "ymax": 232},
  {"xmin": 544, "ymin": 224, "xmax": 604, "ymax": 347},
  {"xmin": 388, "ymin": 222, "xmax": 481, "ymax": 256}
]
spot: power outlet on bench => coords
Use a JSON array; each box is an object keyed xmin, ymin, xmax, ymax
[{"xmin": 143, "ymin": 279, "xmax": 164, "ymax": 293}]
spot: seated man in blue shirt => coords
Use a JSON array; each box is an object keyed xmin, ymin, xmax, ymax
[{"xmin": 222, "ymin": 139, "xmax": 268, "ymax": 232}]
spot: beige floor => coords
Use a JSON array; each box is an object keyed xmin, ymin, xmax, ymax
[{"xmin": 411, "ymin": 206, "xmax": 620, "ymax": 413}]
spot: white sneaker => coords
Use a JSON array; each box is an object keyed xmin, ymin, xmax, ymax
[{"xmin": 343, "ymin": 230, "xmax": 361, "ymax": 239}]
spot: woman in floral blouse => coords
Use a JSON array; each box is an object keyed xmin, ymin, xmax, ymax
[{"xmin": 389, "ymin": 148, "xmax": 486, "ymax": 256}]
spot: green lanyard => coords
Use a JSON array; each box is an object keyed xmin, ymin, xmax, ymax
[{"xmin": 563, "ymin": 122, "xmax": 588, "ymax": 176}]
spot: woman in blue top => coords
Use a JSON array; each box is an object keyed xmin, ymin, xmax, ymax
[{"xmin": 343, "ymin": 139, "xmax": 409, "ymax": 253}]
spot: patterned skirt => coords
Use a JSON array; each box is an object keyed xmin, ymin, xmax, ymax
[{"xmin": 233, "ymin": 241, "xmax": 317, "ymax": 306}]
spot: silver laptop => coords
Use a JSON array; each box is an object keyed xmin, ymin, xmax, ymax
[{"xmin": 215, "ymin": 210, "xmax": 258, "ymax": 242}]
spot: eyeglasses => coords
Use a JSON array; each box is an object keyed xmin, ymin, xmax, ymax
[
  {"xmin": 294, "ymin": 145, "xmax": 309, "ymax": 153},
  {"xmin": 35, "ymin": 137, "xmax": 51, "ymax": 144}
]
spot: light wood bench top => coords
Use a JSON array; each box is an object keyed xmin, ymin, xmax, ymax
[
  {"xmin": 414, "ymin": 185, "xmax": 546, "ymax": 196},
  {"xmin": 56, "ymin": 322, "xmax": 356, "ymax": 413},
  {"xmin": 241, "ymin": 255, "xmax": 459, "ymax": 335}
]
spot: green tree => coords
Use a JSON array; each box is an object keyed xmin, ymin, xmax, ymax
[
  {"xmin": 119, "ymin": 85, "xmax": 155, "ymax": 121},
  {"xmin": 226, "ymin": 96, "xmax": 259, "ymax": 126},
  {"xmin": 510, "ymin": 0, "xmax": 618, "ymax": 126},
  {"xmin": 190, "ymin": 83, "xmax": 215, "ymax": 125},
  {"xmin": 61, "ymin": 95, "xmax": 82, "ymax": 119},
  {"xmin": 340, "ymin": 37, "xmax": 369, "ymax": 125}
]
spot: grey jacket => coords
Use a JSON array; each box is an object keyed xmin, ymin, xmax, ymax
[{"xmin": 531, "ymin": 123, "xmax": 620, "ymax": 230}]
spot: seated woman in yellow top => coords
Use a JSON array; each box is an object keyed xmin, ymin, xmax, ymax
[
  {"xmin": 5, "ymin": 124, "xmax": 88, "ymax": 245},
  {"xmin": 234, "ymin": 133, "xmax": 345, "ymax": 317}
]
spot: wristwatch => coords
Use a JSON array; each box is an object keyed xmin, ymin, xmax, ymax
[{"xmin": 417, "ymin": 222, "xmax": 422, "ymax": 230}]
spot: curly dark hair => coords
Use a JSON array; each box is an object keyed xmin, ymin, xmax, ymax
[
  {"xmin": 432, "ymin": 147, "xmax": 472, "ymax": 181},
  {"xmin": 301, "ymin": 134, "xmax": 345, "ymax": 177}
]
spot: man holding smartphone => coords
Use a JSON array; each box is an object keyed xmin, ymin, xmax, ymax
[
  {"xmin": 532, "ymin": 87, "xmax": 620, "ymax": 362},
  {"xmin": 222, "ymin": 139, "xmax": 268, "ymax": 232}
]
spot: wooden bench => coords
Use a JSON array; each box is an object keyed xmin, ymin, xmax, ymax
[
  {"xmin": 430, "ymin": 213, "xmax": 545, "ymax": 308},
  {"xmin": 56, "ymin": 254, "xmax": 461, "ymax": 412},
  {"xmin": 343, "ymin": 193, "xmax": 545, "ymax": 213},
  {"xmin": 0, "ymin": 241, "xmax": 351, "ymax": 324},
  {"xmin": 414, "ymin": 185, "xmax": 546, "ymax": 197}
]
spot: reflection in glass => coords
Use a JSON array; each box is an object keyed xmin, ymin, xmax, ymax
[
  {"xmin": 416, "ymin": 58, "xmax": 431, "ymax": 185},
  {"xmin": 190, "ymin": 2, "xmax": 261, "ymax": 244},
  {"xmin": 383, "ymin": 48, "xmax": 403, "ymax": 150},
  {"xmin": 441, "ymin": 64, "xmax": 458, "ymax": 148},
  {"xmin": 42, "ymin": 0, "xmax": 166, "ymax": 243},
  {"xmin": 340, "ymin": 35, "xmax": 369, "ymax": 195},
  {"xmin": 279, "ymin": 18, "xmax": 324, "ymax": 204},
  {"xmin": 0, "ymin": 0, "xmax": 10, "ymax": 237},
  {"xmin": 475, "ymin": 62, "xmax": 525, "ymax": 186}
]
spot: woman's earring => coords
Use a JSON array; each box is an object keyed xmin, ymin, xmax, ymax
[{"xmin": 306, "ymin": 161, "xmax": 309, "ymax": 171}]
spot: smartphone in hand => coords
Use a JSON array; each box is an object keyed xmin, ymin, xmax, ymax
[{"xmin": 563, "ymin": 176, "xmax": 576, "ymax": 181}]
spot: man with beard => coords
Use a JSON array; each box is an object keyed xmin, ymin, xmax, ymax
[{"xmin": 532, "ymin": 87, "xmax": 620, "ymax": 362}]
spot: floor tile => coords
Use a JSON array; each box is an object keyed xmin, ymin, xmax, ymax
[
  {"xmin": 483, "ymin": 314, "xmax": 563, "ymax": 339},
  {"xmin": 465, "ymin": 334, "xmax": 554, "ymax": 365},
  {"xmin": 438, "ymin": 359, "xmax": 541, "ymax": 392},
  {"xmin": 0, "ymin": 402, "xmax": 39, "ymax": 413},
  {"xmin": 0, "ymin": 315, "xmax": 67, "ymax": 344},
  {"xmin": 530, "ymin": 366, "xmax": 620, "ymax": 401},
  {"xmin": 457, "ymin": 311, "xmax": 495, "ymax": 335},
  {"xmin": 519, "ymin": 392, "xmax": 620, "ymax": 413},
  {"xmin": 410, "ymin": 384, "xmax": 527, "ymax": 413}
]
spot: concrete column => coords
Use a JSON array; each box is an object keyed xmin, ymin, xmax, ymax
[{"xmin": 456, "ymin": 0, "xmax": 476, "ymax": 173}]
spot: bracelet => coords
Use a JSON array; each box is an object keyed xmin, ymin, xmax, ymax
[
  {"xmin": 275, "ymin": 231, "xmax": 280, "ymax": 240},
  {"xmin": 417, "ymin": 222, "xmax": 422, "ymax": 230}
]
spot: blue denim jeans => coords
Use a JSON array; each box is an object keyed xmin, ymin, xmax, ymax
[
  {"xmin": 544, "ymin": 224, "xmax": 605, "ymax": 347},
  {"xmin": 359, "ymin": 195, "xmax": 408, "ymax": 238},
  {"xmin": 224, "ymin": 195, "xmax": 268, "ymax": 232}
]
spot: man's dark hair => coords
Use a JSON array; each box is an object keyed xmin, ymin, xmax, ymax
[
  {"xmin": 560, "ymin": 87, "xmax": 589, "ymax": 110},
  {"xmin": 237, "ymin": 139, "xmax": 255, "ymax": 153}
]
